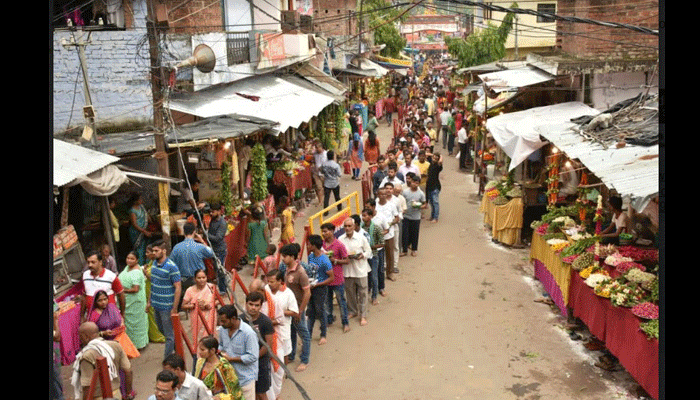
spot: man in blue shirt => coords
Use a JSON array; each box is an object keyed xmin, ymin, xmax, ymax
[
  {"xmin": 170, "ymin": 222, "xmax": 215, "ymax": 308},
  {"xmin": 206, "ymin": 202, "xmax": 229, "ymax": 294},
  {"xmin": 148, "ymin": 239, "xmax": 182, "ymax": 360},
  {"xmin": 306, "ymin": 234, "xmax": 335, "ymax": 346},
  {"xmin": 217, "ymin": 304, "xmax": 259, "ymax": 400}
]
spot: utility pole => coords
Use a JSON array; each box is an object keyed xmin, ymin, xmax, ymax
[
  {"xmin": 146, "ymin": 0, "xmax": 172, "ymax": 246},
  {"xmin": 62, "ymin": 31, "xmax": 97, "ymax": 148}
]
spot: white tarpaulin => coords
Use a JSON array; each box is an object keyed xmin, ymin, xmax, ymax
[
  {"xmin": 485, "ymin": 102, "xmax": 599, "ymax": 171},
  {"xmin": 53, "ymin": 139, "xmax": 127, "ymax": 194}
]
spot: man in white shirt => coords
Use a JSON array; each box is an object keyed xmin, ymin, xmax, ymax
[
  {"xmin": 398, "ymin": 151, "xmax": 421, "ymax": 181},
  {"xmin": 374, "ymin": 186, "xmax": 399, "ymax": 282},
  {"xmin": 457, "ymin": 122, "xmax": 468, "ymax": 169},
  {"xmin": 440, "ymin": 107, "xmax": 452, "ymax": 150},
  {"xmin": 379, "ymin": 162, "xmax": 405, "ymax": 189},
  {"xmin": 162, "ymin": 353, "xmax": 212, "ymax": 400},
  {"xmin": 312, "ymin": 141, "xmax": 328, "ymax": 205},
  {"xmin": 337, "ymin": 217, "xmax": 373, "ymax": 327}
]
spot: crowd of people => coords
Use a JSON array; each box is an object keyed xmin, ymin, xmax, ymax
[{"xmin": 55, "ymin": 56, "xmax": 481, "ymax": 400}]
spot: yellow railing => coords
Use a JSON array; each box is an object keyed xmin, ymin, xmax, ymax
[{"xmin": 307, "ymin": 191, "xmax": 361, "ymax": 234}]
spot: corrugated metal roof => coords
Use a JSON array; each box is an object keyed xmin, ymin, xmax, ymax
[
  {"xmin": 539, "ymin": 116, "xmax": 659, "ymax": 205},
  {"xmin": 167, "ymin": 114, "xmax": 278, "ymax": 144},
  {"xmin": 53, "ymin": 138, "xmax": 120, "ymax": 187},
  {"xmin": 167, "ymin": 73, "xmax": 337, "ymax": 133},
  {"xmin": 294, "ymin": 63, "xmax": 348, "ymax": 101},
  {"xmin": 478, "ymin": 66, "xmax": 555, "ymax": 93}
]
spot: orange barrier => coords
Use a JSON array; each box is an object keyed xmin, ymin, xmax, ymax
[{"xmin": 86, "ymin": 356, "xmax": 113, "ymax": 400}]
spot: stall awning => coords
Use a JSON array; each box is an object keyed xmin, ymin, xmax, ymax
[
  {"xmin": 473, "ymin": 66, "xmax": 556, "ymax": 114},
  {"xmin": 166, "ymin": 114, "xmax": 278, "ymax": 146},
  {"xmin": 293, "ymin": 63, "xmax": 348, "ymax": 102},
  {"xmin": 53, "ymin": 139, "xmax": 129, "ymax": 195},
  {"xmin": 486, "ymin": 102, "xmax": 599, "ymax": 173},
  {"xmin": 487, "ymin": 101, "xmax": 660, "ymax": 211},
  {"xmin": 168, "ymin": 73, "xmax": 337, "ymax": 134}
]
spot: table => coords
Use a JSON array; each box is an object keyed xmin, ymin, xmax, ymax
[
  {"xmin": 568, "ymin": 268, "xmax": 659, "ymax": 400},
  {"xmin": 273, "ymin": 166, "xmax": 312, "ymax": 199},
  {"xmin": 479, "ymin": 196, "xmax": 524, "ymax": 246},
  {"xmin": 530, "ymin": 232, "xmax": 572, "ymax": 316}
]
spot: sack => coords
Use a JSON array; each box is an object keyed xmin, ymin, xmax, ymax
[{"xmin": 343, "ymin": 161, "xmax": 351, "ymax": 175}]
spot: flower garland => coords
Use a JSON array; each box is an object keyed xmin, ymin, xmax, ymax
[{"xmin": 545, "ymin": 152, "xmax": 561, "ymax": 209}]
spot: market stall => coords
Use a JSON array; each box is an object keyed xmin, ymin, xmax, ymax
[
  {"xmin": 479, "ymin": 178, "xmax": 524, "ymax": 246},
  {"xmin": 271, "ymin": 160, "xmax": 313, "ymax": 200}
]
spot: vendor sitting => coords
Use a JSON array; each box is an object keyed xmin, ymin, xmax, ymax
[{"xmin": 599, "ymin": 196, "xmax": 629, "ymax": 244}]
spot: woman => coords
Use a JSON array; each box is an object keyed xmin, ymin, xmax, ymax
[
  {"xmin": 142, "ymin": 245, "xmax": 166, "ymax": 343},
  {"xmin": 195, "ymin": 335, "xmax": 244, "ymax": 400},
  {"xmin": 349, "ymin": 131, "xmax": 364, "ymax": 180},
  {"xmin": 600, "ymin": 196, "xmax": 629, "ymax": 244},
  {"xmin": 364, "ymin": 130, "xmax": 380, "ymax": 166},
  {"xmin": 182, "ymin": 269, "xmax": 218, "ymax": 344},
  {"xmin": 127, "ymin": 192, "xmax": 151, "ymax": 265},
  {"xmin": 88, "ymin": 290, "xmax": 141, "ymax": 399},
  {"xmin": 246, "ymin": 207, "xmax": 270, "ymax": 264},
  {"xmin": 118, "ymin": 251, "xmax": 149, "ymax": 350}
]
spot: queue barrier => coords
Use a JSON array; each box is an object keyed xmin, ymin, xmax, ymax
[
  {"xmin": 85, "ymin": 356, "xmax": 112, "ymax": 400},
  {"xmin": 307, "ymin": 191, "xmax": 361, "ymax": 235}
]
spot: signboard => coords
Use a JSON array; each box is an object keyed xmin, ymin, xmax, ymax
[{"xmin": 258, "ymin": 32, "xmax": 286, "ymax": 70}]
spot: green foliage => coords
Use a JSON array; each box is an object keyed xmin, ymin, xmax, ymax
[
  {"xmin": 445, "ymin": 3, "xmax": 517, "ymax": 68},
  {"xmin": 220, "ymin": 161, "xmax": 234, "ymax": 215},
  {"xmin": 250, "ymin": 143, "xmax": 269, "ymax": 202},
  {"xmin": 361, "ymin": 0, "xmax": 407, "ymax": 57}
]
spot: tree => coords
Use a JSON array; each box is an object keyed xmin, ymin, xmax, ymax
[
  {"xmin": 361, "ymin": 0, "xmax": 407, "ymax": 57},
  {"xmin": 445, "ymin": 3, "xmax": 516, "ymax": 68}
]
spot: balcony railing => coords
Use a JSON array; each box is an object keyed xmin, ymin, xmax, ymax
[{"xmin": 226, "ymin": 32, "xmax": 250, "ymax": 65}]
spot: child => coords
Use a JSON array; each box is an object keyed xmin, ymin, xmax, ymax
[
  {"xmin": 278, "ymin": 196, "xmax": 296, "ymax": 245},
  {"xmin": 262, "ymin": 243, "xmax": 278, "ymax": 272}
]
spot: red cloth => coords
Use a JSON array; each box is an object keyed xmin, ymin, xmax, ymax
[
  {"xmin": 568, "ymin": 270, "xmax": 659, "ymax": 399},
  {"xmin": 273, "ymin": 166, "xmax": 312, "ymax": 199}
]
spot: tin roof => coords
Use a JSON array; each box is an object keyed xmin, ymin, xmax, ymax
[{"xmin": 53, "ymin": 138, "xmax": 121, "ymax": 187}]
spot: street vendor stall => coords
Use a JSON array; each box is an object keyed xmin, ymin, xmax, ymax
[{"xmin": 479, "ymin": 177, "xmax": 525, "ymax": 246}]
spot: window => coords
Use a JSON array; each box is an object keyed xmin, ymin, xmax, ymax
[
  {"xmin": 227, "ymin": 32, "xmax": 251, "ymax": 66},
  {"xmin": 537, "ymin": 3, "xmax": 556, "ymax": 23}
]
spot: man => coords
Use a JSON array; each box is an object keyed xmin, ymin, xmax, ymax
[
  {"xmin": 372, "ymin": 154, "xmax": 389, "ymax": 196},
  {"xmin": 457, "ymin": 118, "xmax": 469, "ymax": 169},
  {"xmin": 388, "ymin": 183, "xmax": 407, "ymax": 265},
  {"xmin": 264, "ymin": 270, "xmax": 297, "ymax": 399},
  {"xmin": 321, "ymin": 223, "xmax": 351, "ymax": 333},
  {"xmin": 279, "ymin": 243, "xmax": 312, "ymax": 372},
  {"xmin": 384, "ymin": 95, "xmax": 395, "ymax": 126},
  {"xmin": 378, "ymin": 161, "xmax": 405, "ymax": 189},
  {"xmin": 217, "ymin": 304, "xmax": 259, "ymax": 400},
  {"xmin": 148, "ymin": 370, "xmax": 183, "ymax": 400},
  {"xmin": 398, "ymin": 151, "xmax": 420, "ymax": 182},
  {"xmin": 318, "ymin": 150, "xmax": 343, "ymax": 215},
  {"xmin": 242, "ymin": 291, "xmax": 276, "ymax": 400},
  {"xmin": 426, "ymin": 121, "xmax": 437, "ymax": 152},
  {"xmin": 162, "ymin": 353, "xmax": 212, "ymax": 400},
  {"xmin": 447, "ymin": 111, "xmax": 457, "ymax": 155},
  {"xmin": 312, "ymin": 141, "xmax": 327, "ymax": 205},
  {"xmin": 170, "ymin": 222, "xmax": 216, "ymax": 307},
  {"xmin": 426, "ymin": 152, "xmax": 444, "ymax": 223},
  {"xmin": 337, "ymin": 217, "xmax": 373, "ymax": 327},
  {"xmin": 374, "ymin": 186, "xmax": 399, "ymax": 282},
  {"xmin": 72, "ymin": 321, "xmax": 134, "ymax": 400},
  {"xmin": 401, "ymin": 173, "xmax": 427, "ymax": 257},
  {"xmin": 148, "ymin": 239, "xmax": 182, "ymax": 359},
  {"xmin": 80, "ymin": 250, "xmax": 126, "ymax": 320},
  {"xmin": 361, "ymin": 207, "xmax": 388, "ymax": 305},
  {"xmin": 440, "ymin": 106, "xmax": 451, "ymax": 149},
  {"xmin": 306, "ymin": 234, "xmax": 335, "ymax": 345},
  {"xmin": 206, "ymin": 202, "xmax": 229, "ymax": 294},
  {"xmin": 414, "ymin": 150, "xmax": 431, "ymax": 191}
]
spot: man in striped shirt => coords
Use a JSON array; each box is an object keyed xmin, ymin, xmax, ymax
[
  {"xmin": 80, "ymin": 250, "xmax": 126, "ymax": 319},
  {"xmin": 148, "ymin": 239, "xmax": 182, "ymax": 360}
]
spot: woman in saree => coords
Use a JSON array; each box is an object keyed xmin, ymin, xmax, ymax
[
  {"xmin": 128, "ymin": 192, "xmax": 152, "ymax": 265},
  {"xmin": 194, "ymin": 335, "xmax": 244, "ymax": 400},
  {"xmin": 181, "ymin": 269, "xmax": 219, "ymax": 344},
  {"xmin": 117, "ymin": 251, "xmax": 149, "ymax": 350},
  {"xmin": 88, "ymin": 290, "xmax": 140, "ymax": 399}
]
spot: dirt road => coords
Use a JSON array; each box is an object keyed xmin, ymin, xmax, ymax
[{"xmin": 60, "ymin": 119, "xmax": 648, "ymax": 400}]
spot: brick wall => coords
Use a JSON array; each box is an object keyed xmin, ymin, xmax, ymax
[
  {"xmin": 313, "ymin": 0, "xmax": 358, "ymax": 37},
  {"xmin": 556, "ymin": 0, "xmax": 659, "ymax": 60},
  {"xmin": 161, "ymin": 0, "xmax": 224, "ymax": 34}
]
